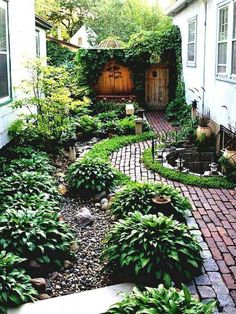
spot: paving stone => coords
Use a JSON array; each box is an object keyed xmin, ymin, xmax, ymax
[
  {"xmin": 198, "ymin": 286, "xmax": 216, "ymax": 299},
  {"xmin": 195, "ymin": 274, "xmax": 211, "ymax": 285}
]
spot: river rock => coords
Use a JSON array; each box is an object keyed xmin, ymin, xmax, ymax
[
  {"xmin": 30, "ymin": 278, "xmax": 47, "ymax": 292},
  {"xmin": 76, "ymin": 207, "xmax": 95, "ymax": 228},
  {"xmin": 94, "ymin": 191, "xmax": 107, "ymax": 202},
  {"xmin": 100, "ymin": 198, "xmax": 108, "ymax": 205}
]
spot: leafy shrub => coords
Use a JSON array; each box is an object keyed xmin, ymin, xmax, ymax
[
  {"xmin": 0, "ymin": 192, "xmax": 60, "ymax": 214},
  {"xmin": 105, "ymin": 285, "xmax": 216, "ymax": 314},
  {"xmin": 4, "ymin": 156, "xmax": 55, "ymax": 175},
  {"xmin": 77, "ymin": 115, "xmax": 100, "ymax": 135},
  {"xmin": 219, "ymin": 156, "xmax": 236, "ymax": 183},
  {"xmin": 143, "ymin": 148, "xmax": 235, "ymax": 189},
  {"xmin": 117, "ymin": 116, "xmax": 135, "ymax": 135},
  {"xmin": 0, "ymin": 171, "xmax": 60, "ymax": 204},
  {"xmin": 110, "ymin": 182, "xmax": 190, "ymax": 221},
  {"xmin": 97, "ymin": 111, "xmax": 119, "ymax": 123},
  {"xmin": 0, "ymin": 209, "xmax": 75, "ymax": 269},
  {"xmin": 47, "ymin": 41, "xmax": 75, "ymax": 67},
  {"xmin": 0, "ymin": 252, "xmax": 37, "ymax": 313},
  {"xmin": 102, "ymin": 212, "xmax": 202, "ymax": 287},
  {"xmin": 9, "ymin": 145, "xmax": 49, "ymax": 160},
  {"xmin": 0, "ymin": 156, "xmax": 6, "ymax": 172},
  {"xmin": 101, "ymin": 120, "xmax": 120, "ymax": 135},
  {"xmin": 66, "ymin": 157, "xmax": 118, "ymax": 196}
]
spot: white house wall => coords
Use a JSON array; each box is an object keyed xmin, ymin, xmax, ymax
[
  {"xmin": 172, "ymin": 0, "xmax": 236, "ymax": 129},
  {"xmin": 0, "ymin": 0, "xmax": 36, "ymax": 149}
]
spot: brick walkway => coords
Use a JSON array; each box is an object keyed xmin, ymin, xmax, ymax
[{"xmin": 110, "ymin": 112, "xmax": 236, "ymax": 313}]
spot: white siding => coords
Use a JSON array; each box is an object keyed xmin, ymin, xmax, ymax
[
  {"xmin": 0, "ymin": 0, "xmax": 36, "ymax": 148},
  {"xmin": 172, "ymin": 0, "xmax": 236, "ymax": 129}
]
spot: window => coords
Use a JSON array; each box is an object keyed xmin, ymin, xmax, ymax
[
  {"xmin": 35, "ymin": 29, "xmax": 40, "ymax": 58},
  {"xmin": 217, "ymin": 1, "xmax": 236, "ymax": 80},
  {"xmin": 232, "ymin": 1, "xmax": 236, "ymax": 74},
  {"xmin": 0, "ymin": 0, "xmax": 10, "ymax": 101},
  {"xmin": 187, "ymin": 17, "xmax": 197, "ymax": 66},
  {"xmin": 78, "ymin": 37, "xmax": 82, "ymax": 46}
]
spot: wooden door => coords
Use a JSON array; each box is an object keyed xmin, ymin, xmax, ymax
[
  {"xmin": 145, "ymin": 65, "xmax": 169, "ymax": 110},
  {"xmin": 95, "ymin": 60, "xmax": 134, "ymax": 96}
]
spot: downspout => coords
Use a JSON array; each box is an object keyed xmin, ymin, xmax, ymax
[{"xmin": 202, "ymin": 0, "xmax": 207, "ymax": 114}]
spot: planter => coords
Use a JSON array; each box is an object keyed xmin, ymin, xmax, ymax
[
  {"xmin": 196, "ymin": 126, "xmax": 212, "ymax": 139},
  {"xmin": 223, "ymin": 149, "xmax": 236, "ymax": 166},
  {"xmin": 152, "ymin": 195, "xmax": 172, "ymax": 215}
]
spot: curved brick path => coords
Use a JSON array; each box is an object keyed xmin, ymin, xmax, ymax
[{"xmin": 110, "ymin": 112, "xmax": 236, "ymax": 313}]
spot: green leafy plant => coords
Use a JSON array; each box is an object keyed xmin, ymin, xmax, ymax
[
  {"xmin": 66, "ymin": 157, "xmax": 118, "ymax": 196},
  {"xmin": 77, "ymin": 114, "xmax": 100, "ymax": 136},
  {"xmin": 117, "ymin": 116, "xmax": 136, "ymax": 135},
  {"xmin": 104, "ymin": 285, "xmax": 216, "ymax": 314},
  {"xmin": 0, "ymin": 192, "xmax": 60, "ymax": 214},
  {"xmin": 197, "ymin": 115, "xmax": 210, "ymax": 127},
  {"xmin": 0, "ymin": 251, "xmax": 37, "ymax": 313},
  {"xmin": 0, "ymin": 171, "xmax": 60, "ymax": 204},
  {"xmin": 0, "ymin": 209, "xmax": 75, "ymax": 270},
  {"xmin": 142, "ymin": 148, "xmax": 235, "ymax": 189},
  {"xmin": 110, "ymin": 182, "xmax": 190, "ymax": 222},
  {"xmin": 102, "ymin": 212, "xmax": 202, "ymax": 287},
  {"xmin": 219, "ymin": 156, "xmax": 236, "ymax": 183}
]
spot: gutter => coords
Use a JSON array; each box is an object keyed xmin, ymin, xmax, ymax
[
  {"xmin": 166, "ymin": 0, "xmax": 195, "ymax": 16},
  {"xmin": 35, "ymin": 15, "xmax": 52, "ymax": 30}
]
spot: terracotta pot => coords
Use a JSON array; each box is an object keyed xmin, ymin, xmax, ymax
[
  {"xmin": 196, "ymin": 126, "xmax": 212, "ymax": 139},
  {"xmin": 223, "ymin": 149, "xmax": 236, "ymax": 166},
  {"xmin": 151, "ymin": 195, "xmax": 173, "ymax": 215}
]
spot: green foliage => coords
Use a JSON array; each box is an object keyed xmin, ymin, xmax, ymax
[
  {"xmin": 0, "ymin": 171, "xmax": 60, "ymax": 204},
  {"xmin": 10, "ymin": 59, "xmax": 85, "ymax": 151},
  {"xmin": 86, "ymin": 0, "xmax": 172, "ymax": 43},
  {"xmin": 0, "ymin": 192, "xmax": 60, "ymax": 214},
  {"xmin": 66, "ymin": 157, "xmax": 118, "ymax": 195},
  {"xmin": 105, "ymin": 285, "xmax": 216, "ymax": 314},
  {"xmin": 47, "ymin": 41, "xmax": 75, "ymax": 67},
  {"xmin": 0, "ymin": 209, "xmax": 74, "ymax": 269},
  {"xmin": 77, "ymin": 114, "xmax": 101, "ymax": 135},
  {"xmin": 77, "ymin": 26, "xmax": 181, "ymax": 101},
  {"xmin": 166, "ymin": 82, "xmax": 191, "ymax": 126},
  {"xmin": 117, "ymin": 116, "xmax": 135, "ymax": 135},
  {"xmin": 0, "ymin": 252, "xmax": 37, "ymax": 313},
  {"xmin": 143, "ymin": 148, "xmax": 235, "ymax": 189},
  {"xmin": 102, "ymin": 212, "xmax": 202, "ymax": 287},
  {"xmin": 219, "ymin": 156, "xmax": 236, "ymax": 183},
  {"xmin": 110, "ymin": 182, "xmax": 190, "ymax": 222}
]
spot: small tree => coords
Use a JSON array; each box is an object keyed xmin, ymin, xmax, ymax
[{"xmin": 11, "ymin": 59, "xmax": 81, "ymax": 150}]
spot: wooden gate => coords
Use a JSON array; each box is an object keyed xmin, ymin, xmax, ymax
[
  {"xmin": 95, "ymin": 60, "xmax": 134, "ymax": 96},
  {"xmin": 145, "ymin": 65, "xmax": 169, "ymax": 110}
]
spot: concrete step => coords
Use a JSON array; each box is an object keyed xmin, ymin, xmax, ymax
[{"xmin": 8, "ymin": 283, "xmax": 135, "ymax": 314}]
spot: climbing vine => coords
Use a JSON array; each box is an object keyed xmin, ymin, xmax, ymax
[{"xmin": 76, "ymin": 26, "xmax": 182, "ymax": 102}]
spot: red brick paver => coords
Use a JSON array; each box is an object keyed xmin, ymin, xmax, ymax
[{"xmin": 111, "ymin": 112, "xmax": 236, "ymax": 307}]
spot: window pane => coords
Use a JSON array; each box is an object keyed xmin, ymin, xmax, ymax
[
  {"xmin": 35, "ymin": 30, "xmax": 40, "ymax": 58},
  {"xmin": 0, "ymin": 6, "xmax": 6, "ymax": 52},
  {"xmin": 188, "ymin": 20, "xmax": 195, "ymax": 42},
  {"xmin": 188, "ymin": 43, "xmax": 195, "ymax": 62},
  {"xmin": 0, "ymin": 54, "xmax": 9, "ymax": 98},
  {"xmin": 232, "ymin": 41, "xmax": 236, "ymax": 74},
  {"xmin": 219, "ymin": 6, "xmax": 228, "ymax": 41},
  {"xmin": 218, "ymin": 42, "xmax": 227, "ymax": 66}
]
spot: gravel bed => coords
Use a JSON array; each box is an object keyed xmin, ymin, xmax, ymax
[{"xmin": 50, "ymin": 197, "xmax": 113, "ymax": 297}]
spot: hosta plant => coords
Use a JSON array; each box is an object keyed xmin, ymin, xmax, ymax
[
  {"xmin": 0, "ymin": 209, "xmax": 75, "ymax": 271},
  {"xmin": 105, "ymin": 285, "xmax": 216, "ymax": 314},
  {"xmin": 102, "ymin": 212, "xmax": 202, "ymax": 287},
  {"xmin": 66, "ymin": 157, "xmax": 118, "ymax": 196},
  {"xmin": 110, "ymin": 182, "xmax": 190, "ymax": 221},
  {"xmin": 0, "ymin": 171, "xmax": 60, "ymax": 204},
  {"xmin": 0, "ymin": 192, "xmax": 60, "ymax": 213},
  {"xmin": 0, "ymin": 251, "xmax": 37, "ymax": 313}
]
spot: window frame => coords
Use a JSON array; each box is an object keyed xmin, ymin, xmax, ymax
[
  {"xmin": 231, "ymin": 0, "xmax": 236, "ymax": 78},
  {"xmin": 187, "ymin": 16, "xmax": 197, "ymax": 67},
  {"xmin": 35, "ymin": 28, "xmax": 41, "ymax": 58},
  {"xmin": 216, "ymin": 0, "xmax": 236, "ymax": 83},
  {"xmin": 0, "ymin": 0, "xmax": 11, "ymax": 105}
]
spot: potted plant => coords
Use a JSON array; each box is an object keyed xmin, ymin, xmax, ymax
[{"xmin": 196, "ymin": 115, "xmax": 212, "ymax": 139}]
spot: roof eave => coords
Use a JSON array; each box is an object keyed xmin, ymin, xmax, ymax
[
  {"xmin": 35, "ymin": 15, "xmax": 52, "ymax": 30},
  {"xmin": 166, "ymin": 0, "xmax": 195, "ymax": 16}
]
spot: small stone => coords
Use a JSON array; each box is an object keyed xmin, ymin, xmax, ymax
[
  {"xmin": 107, "ymin": 193, "xmax": 115, "ymax": 201},
  {"xmin": 94, "ymin": 191, "xmax": 107, "ymax": 202},
  {"xmin": 70, "ymin": 242, "xmax": 79, "ymax": 253},
  {"xmin": 100, "ymin": 198, "xmax": 108, "ymax": 205},
  {"xmin": 95, "ymin": 203, "xmax": 101, "ymax": 208},
  {"xmin": 56, "ymin": 172, "xmax": 65, "ymax": 178},
  {"xmin": 108, "ymin": 196, "xmax": 115, "ymax": 204},
  {"xmin": 64, "ymin": 260, "xmax": 73, "ymax": 269},
  {"xmin": 55, "ymin": 285, "xmax": 61, "ymax": 290},
  {"xmin": 39, "ymin": 294, "xmax": 50, "ymax": 300},
  {"xmin": 101, "ymin": 203, "xmax": 109, "ymax": 211},
  {"xmin": 30, "ymin": 278, "xmax": 47, "ymax": 292},
  {"xmin": 58, "ymin": 184, "xmax": 68, "ymax": 195},
  {"xmin": 49, "ymin": 272, "xmax": 59, "ymax": 281},
  {"xmin": 76, "ymin": 207, "xmax": 95, "ymax": 228}
]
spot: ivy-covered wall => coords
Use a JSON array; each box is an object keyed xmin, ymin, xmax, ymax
[{"xmin": 76, "ymin": 25, "xmax": 182, "ymax": 102}]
